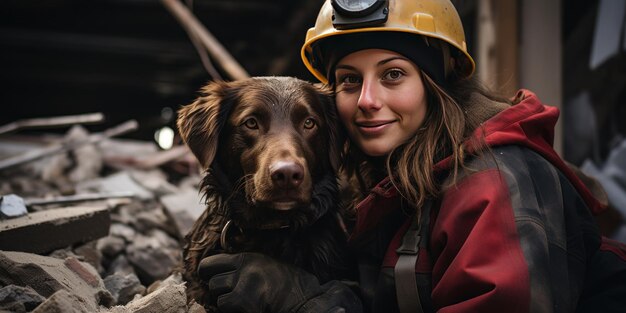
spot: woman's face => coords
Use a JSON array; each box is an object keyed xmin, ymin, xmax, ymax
[{"xmin": 334, "ymin": 49, "xmax": 428, "ymax": 157}]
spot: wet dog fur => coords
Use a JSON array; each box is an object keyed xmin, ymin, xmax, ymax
[{"xmin": 176, "ymin": 77, "xmax": 351, "ymax": 306}]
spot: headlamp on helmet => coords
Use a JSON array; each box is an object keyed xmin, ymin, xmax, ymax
[
  {"xmin": 331, "ymin": 0, "xmax": 388, "ymax": 29},
  {"xmin": 302, "ymin": 0, "xmax": 476, "ymax": 84}
]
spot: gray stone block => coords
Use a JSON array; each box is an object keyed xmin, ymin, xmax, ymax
[{"xmin": 0, "ymin": 205, "xmax": 110, "ymax": 254}]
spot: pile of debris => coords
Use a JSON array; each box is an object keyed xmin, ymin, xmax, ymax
[{"xmin": 0, "ymin": 115, "xmax": 207, "ymax": 312}]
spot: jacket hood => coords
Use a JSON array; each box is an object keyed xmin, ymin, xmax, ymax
[{"xmin": 435, "ymin": 89, "xmax": 606, "ymax": 215}]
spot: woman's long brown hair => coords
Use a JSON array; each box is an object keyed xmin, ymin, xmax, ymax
[{"xmin": 342, "ymin": 70, "xmax": 515, "ymax": 215}]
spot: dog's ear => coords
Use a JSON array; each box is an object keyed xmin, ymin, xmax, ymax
[
  {"xmin": 315, "ymin": 83, "xmax": 345, "ymax": 172},
  {"xmin": 177, "ymin": 80, "xmax": 233, "ymax": 169}
]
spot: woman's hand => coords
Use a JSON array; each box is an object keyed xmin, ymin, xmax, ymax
[{"xmin": 197, "ymin": 252, "xmax": 362, "ymax": 313}]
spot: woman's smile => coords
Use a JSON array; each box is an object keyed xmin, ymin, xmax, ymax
[{"xmin": 355, "ymin": 119, "xmax": 397, "ymax": 135}]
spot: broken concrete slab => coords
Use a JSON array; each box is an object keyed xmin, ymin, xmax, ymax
[
  {"xmin": 110, "ymin": 223, "xmax": 137, "ymax": 243},
  {"xmin": 103, "ymin": 282, "xmax": 187, "ymax": 313},
  {"xmin": 0, "ymin": 251, "xmax": 114, "ymax": 312},
  {"xmin": 105, "ymin": 255, "xmax": 136, "ymax": 278},
  {"xmin": 0, "ymin": 285, "xmax": 46, "ymax": 313},
  {"xmin": 130, "ymin": 170, "xmax": 178, "ymax": 196},
  {"xmin": 160, "ymin": 187, "xmax": 205, "ymax": 238},
  {"xmin": 75, "ymin": 241, "xmax": 105, "ymax": 275},
  {"xmin": 98, "ymin": 235, "xmax": 127, "ymax": 259},
  {"xmin": 131, "ymin": 145, "xmax": 192, "ymax": 170},
  {"xmin": 0, "ymin": 205, "xmax": 110, "ymax": 254},
  {"xmin": 104, "ymin": 273, "xmax": 188, "ymax": 313},
  {"xmin": 125, "ymin": 229, "xmax": 182, "ymax": 285},
  {"xmin": 188, "ymin": 301, "xmax": 207, "ymax": 313},
  {"xmin": 145, "ymin": 271, "xmax": 184, "ymax": 294},
  {"xmin": 134, "ymin": 206, "xmax": 177, "ymax": 235},
  {"xmin": 77, "ymin": 171, "xmax": 154, "ymax": 200},
  {"xmin": 104, "ymin": 273, "xmax": 146, "ymax": 306},
  {"xmin": 99, "ymin": 138, "xmax": 160, "ymax": 171},
  {"xmin": 31, "ymin": 289, "xmax": 91, "ymax": 313}
]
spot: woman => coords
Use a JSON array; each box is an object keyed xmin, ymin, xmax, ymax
[{"xmin": 197, "ymin": 0, "xmax": 626, "ymax": 312}]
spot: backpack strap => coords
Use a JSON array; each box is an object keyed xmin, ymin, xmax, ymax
[{"xmin": 394, "ymin": 200, "xmax": 432, "ymax": 313}]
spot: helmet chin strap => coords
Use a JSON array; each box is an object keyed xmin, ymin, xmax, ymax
[{"xmin": 442, "ymin": 43, "xmax": 452, "ymax": 78}]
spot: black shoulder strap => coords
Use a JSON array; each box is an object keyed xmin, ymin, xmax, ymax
[{"xmin": 394, "ymin": 200, "xmax": 432, "ymax": 313}]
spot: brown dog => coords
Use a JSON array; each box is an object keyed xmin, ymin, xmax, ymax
[{"xmin": 176, "ymin": 77, "xmax": 352, "ymax": 307}]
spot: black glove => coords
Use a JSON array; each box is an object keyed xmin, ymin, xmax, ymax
[{"xmin": 197, "ymin": 252, "xmax": 362, "ymax": 313}]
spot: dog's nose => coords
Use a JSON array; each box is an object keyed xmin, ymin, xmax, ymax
[{"xmin": 270, "ymin": 161, "xmax": 304, "ymax": 188}]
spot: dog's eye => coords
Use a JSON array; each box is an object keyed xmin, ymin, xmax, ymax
[
  {"xmin": 243, "ymin": 118, "xmax": 259, "ymax": 129},
  {"xmin": 303, "ymin": 118, "xmax": 316, "ymax": 130}
]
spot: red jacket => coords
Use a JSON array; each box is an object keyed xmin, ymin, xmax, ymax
[{"xmin": 348, "ymin": 90, "xmax": 626, "ymax": 313}]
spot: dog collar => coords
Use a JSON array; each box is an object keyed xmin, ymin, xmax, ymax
[{"xmin": 219, "ymin": 219, "xmax": 291, "ymax": 251}]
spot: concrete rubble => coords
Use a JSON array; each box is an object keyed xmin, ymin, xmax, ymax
[
  {"xmin": 0, "ymin": 285, "xmax": 46, "ymax": 312},
  {"xmin": 0, "ymin": 124, "xmax": 205, "ymax": 312},
  {"xmin": 104, "ymin": 273, "xmax": 146, "ymax": 306},
  {"xmin": 0, "ymin": 194, "xmax": 27, "ymax": 218},
  {"xmin": 0, "ymin": 205, "xmax": 111, "ymax": 254},
  {"xmin": 0, "ymin": 251, "xmax": 114, "ymax": 312},
  {"xmin": 160, "ymin": 187, "xmax": 205, "ymax": 238},
  {"xmin": 103, "ymin": 273, "xmax": 190, "ymax": 313}
]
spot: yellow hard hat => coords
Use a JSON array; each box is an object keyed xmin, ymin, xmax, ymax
[{"xmin": 301, "ymin": 0, "xmax": 475, "ymax": 84}]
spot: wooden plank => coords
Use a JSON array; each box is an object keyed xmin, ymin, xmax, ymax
[
  {"xmin": 0, "ymin": 120, "xmax": 138, "ymax": 171},
  {"xmin": 162, "ymin": 0, "xmax": 249, "ymax": 81},
  {"xmin": 23, "ymin": 192, "xmax": 135, "ymax": 207},
  {"xmin": 0, "ymin": 113, "xmax": 104, "ymax": 135}
]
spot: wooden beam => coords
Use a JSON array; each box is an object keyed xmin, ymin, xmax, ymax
[
  {"xmin": 0, "ymin": 120, "xmax": 138, "ymax": 171},
  {"xmin": 267, "ymin": 0, "xmax": 325, "ymax": 76},
  {"xmin": 0, "ymin": 113, "xmax": 104, "ymax": 136},
  {"xmin": 162, "ymin": 0, "xmax": 249, "ymax": 81}
]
